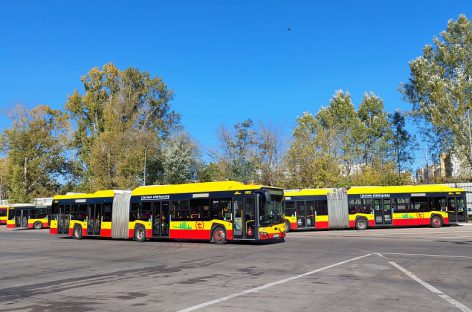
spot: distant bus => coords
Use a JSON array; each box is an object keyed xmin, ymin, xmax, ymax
[
  {"xmin": 50, "ymin": 181, "xmax": 286, "ymax": 243},
  {"xmin": 0, "ymin": 205, "xmax": 8, "ymax": 225},
  {"xmin": 283, "ymin": 189, "xmax": 331, "ymax": 232},
  {"xmin": 284, "ymin": 185, "xmax": 467, "ymax": 231},
  {"xmin": 6, "ymin": 204, "xmax": 51, "ymax": 229}
]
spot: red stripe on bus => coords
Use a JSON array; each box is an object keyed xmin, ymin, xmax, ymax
[
  {"xmin": 290, "ymin": 222, "xmax": 297, "ymax": 230},
  {"xmin": 50, "ymin": 228, "xmax": 58, "ymax": 234},
  {"xmin": 0, "ymin": 220, "xmax": 6, "ymax": 225},
  {"xmin": 169, "ymin": 229, "xmax": 211, "ymax": 240},
  {"xmin": 315, "ymin": 221, "xmax": 329, "ymax": 229},
  {"xmin": 101, "ymin": 229, "xmax": 112, "ymax": 237},
  {"xmin": 7, "ymin": 224, "xmax": 15, "ymax": 228}
]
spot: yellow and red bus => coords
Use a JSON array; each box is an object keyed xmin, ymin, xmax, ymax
[
  {"xmin": 284, "ymin": 185, "xmax": 467, "ymax": 231},
  {"xmin": 347, "ymin": 185, "xmax": 466, "ymax": 230},
  {"xmin": 283, "ymin": 189, "xmax": 332, "ymax": 232},
  {"xmin": 6, "ymin": 204, "xmax": 51, "ymax": 229},
  {"xmin": 0, "ymin": 205, "xmax": 9, "ymax": 225},
  {"xmin": 50, "ymin": 181, "xmax": 286, "ymax": 243}
]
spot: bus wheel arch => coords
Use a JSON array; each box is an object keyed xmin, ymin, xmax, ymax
[
  {"xmin": 211, "ymin": 225, "xmax": 227, "ymax": 245},
  {"xmin": 73, "ymin": 225, "xmax": 83, "ymax": 239},
  {"xmin": 33, "ymin": 221, "xmax": 43, "ymax": 229},
  {"xmin": 284, "ymin": 220, "xmax": 291, "ymax": 233},
  {"xmin": 134, "ymin": 224, "xmax": 147, "ymax": 242},
  {"xmin": 355, "ymin": 217, "xmax": 368, "ymax": 230},
  {"xmin": 430, "ymin": 215, "xmax": 443, "ymax": 228}
]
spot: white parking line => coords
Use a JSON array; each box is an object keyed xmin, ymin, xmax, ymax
[
  {"xmin": 389, "ymin": 261, "xmax": 472, "ymax": 312},
  {"xmin": 382, "ymin": 252, "xmax": 472, "ymax": 259},
  {"xmin": 177, "ymin": 253, "xmax": 372, "ymax": 312}
]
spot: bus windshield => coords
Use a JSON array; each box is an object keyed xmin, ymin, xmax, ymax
[{"xmin": 259, "ymin": 194, "xmax": 284, "ymax": 226}]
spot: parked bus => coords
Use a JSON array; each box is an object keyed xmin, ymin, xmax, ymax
[
  {"xmin": 0, "ymin": 205, "xmax": 8, "ymax": 225},
  {"xmin": 50, "ymin": 181, "xmax": 286, "ymax": 244},
  {"xmin": 284, "ymin": 189, "xmax": 331, "ymax": 232},
  {"xmin": 284, "ymin": 185, "xmax": 467, "ymax": 231},
  {"xmin": 6, "ymin": 204, "xmax": 51, "ymax": 229},
  {"xmin": 348, "ymin": 185, "xmax": 466, "ymax": 229}
]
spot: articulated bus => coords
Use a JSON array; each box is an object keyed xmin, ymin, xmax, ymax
[
  {"xmin": 0, "ymin": 205, "xmax": 8, "ymax": 225},
  {"xmin": 6, "ymin": 204, "xmax": 51, "ymax": 229},
  {"xmin": 284, "ymin": 189, "xmax": 331, "ymax": 232},
  {"xmin": 50, "ymin": 181, "xmax": 286, "ymax": 244},
  {"xmin": 284, "ymin": 185, "xmax": 467, "ymax": 231}
]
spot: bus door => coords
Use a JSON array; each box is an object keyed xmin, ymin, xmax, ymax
[
  {"xmin": 296, "ymin": 201, "xmax": 306, "ymax": 228},
  {"xmin": 233, "ymin": 196, "xmax": 256, "ymax": 239},
  {"xmin": 57, "ymin": 205, "xmax": 70, "ymax": 235},
  {"xmin": 152, "ymin": 201, "xmax": 170, "ymax": 237},
  {"xmin": 233, "ymin": 198, "xmax": 243, "ymax": 239},
  {"xmin": 87, "ymin": 204, "xmax": 101, "ymax": 236},
  {"xmin": 15, "ymin": 208, "xmax": 28, "ymax": 228},
  {"xmin": 374, "ymin": 199, "xmax": 392, "ymax": 225},
  {"xmin": 447, "ymin": 197, "xmax": 457, "ymax": 223},
  {"xmin": 306, "ymin": 201, "xmax": 316, "ymax": 228}
]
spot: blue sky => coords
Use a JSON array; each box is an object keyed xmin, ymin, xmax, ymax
[{"xmin": 0, "ymin": 1, "xmax": 471, "ymax": 168}]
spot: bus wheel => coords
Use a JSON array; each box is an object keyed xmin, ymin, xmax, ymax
[
  {"xmin": 355, "ymin": 218, "xmax": 368, "ymax": 230},
  {"xmin": 284, "ymin": 220, "xmax": 291, "ymax": 233},
  {"xmin": 33, "ymin": 221, "xmax": 43, "ymax": 230},
  {"xmin": 430, "ymin": 215, "xmax": 443, "ymax": 228},
  {"xmin": 212, "ymin": 226, "xmax": 227, "ymax": 245},
  {"xmin": 73, "ymin": 225, "xmax": 83, "ymax": 239},
  {"xmin": 134, "ymin": 225, "xmax": 147, "ymax": 242}
]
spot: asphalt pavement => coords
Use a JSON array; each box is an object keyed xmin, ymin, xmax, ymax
[{"xmin": 0, "ymin": 225, "xmax": 471, "ymax": 312}]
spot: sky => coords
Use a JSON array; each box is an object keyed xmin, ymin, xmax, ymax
[{"xmin": 0, "ymin": 0, "xmax": 471, "ymax": 168}]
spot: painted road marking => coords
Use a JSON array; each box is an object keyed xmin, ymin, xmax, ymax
[
  {"xmin": 389, "ymin": 261, "xmax": 472, "ymax": 312},
  {"xmin": 382, "ymin": 252, "xmax": 472, "ymax": 259},
  {"xmin": 177, "ymin": 253, "xmax": 372, "ymax": 312}
]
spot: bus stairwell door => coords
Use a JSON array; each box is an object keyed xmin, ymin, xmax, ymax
[
  {"xmin": 57, "ymin": 205, "xmax": 70, "ymax": 235},
  {"xmin": 87, "ymin": 204, "xmax": 101, "ymax": 236},
  {"xmin": 152, "ymin": 201, "xmax": 170, "ymax": 238},
  {"xmin": 374, "ymin": 199, "xmax": 392, "ymax": 225}
]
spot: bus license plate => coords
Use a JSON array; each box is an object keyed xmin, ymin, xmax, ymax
[{"xmin": 273, "ymin": 234, "xmax": 279, "ymax": 238}]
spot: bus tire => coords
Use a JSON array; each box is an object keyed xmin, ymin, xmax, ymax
[
  {"xmin": 355, "ymin": 217, "xmax": 368, "ymax": 230},
  {"xmin": 134, "ymin": 225, "xmax": 147, "ymax": 242},
  {"xmin": 73, "ymin": 225, "xmax": 83, "ymax": 239},
  {"xmin": 284, "ymin": 220, "xmax": 291, "ymax": 233},
  {"xmin": 430, "ymin": 215, "xmax": 443, "ymax": 228},
  {"xmin": 212, "ymin": 226, "xmax": 227, "ymax": 245},
  {"xmin": 33, "ymin": 221, "xmax": 43, "ymax": 229}
]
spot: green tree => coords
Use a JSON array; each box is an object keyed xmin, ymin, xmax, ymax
[
  {"xmin": 390, "ymin": 110, "xmax": 415, "ymax": 175},
  {"xmin": 212, "ymin": 119, "xmax": 256, "ymax": 182},
  {"xmin": 65, "ymin": 63, "xmax": 180, "ymax": 190},
  {"xmin": 401, "ymin": 15, "xmax": 472, "ymax": 171},
  {"xmin": 0, "ymin": 105, "xmax": 69, "ymax": 202},
  {"xmin": 357, "ymin": 93, "xmax": 392, "ymax": 166},
  {"xmin": 0, "ymin": 158, "xmax": 8, "ymax": 201}
]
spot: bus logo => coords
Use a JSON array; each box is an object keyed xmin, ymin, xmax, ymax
[{"xmin": 196, "ymin": 221, "xmax": 204, "ymax": 230}]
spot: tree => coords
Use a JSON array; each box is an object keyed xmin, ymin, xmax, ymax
[
  {"xmin": 0, "ymin": 105, "xmax": 69, "ymax": 202},
  {"xmin": 160, "ymin": 132, "xmax": 200, "ymax": 184},
  {"xmin": 0, "ymin": 158, "xmax": 8, "ymax": 201},
  {"xmin": 357, "ymin": 93, "xmax": 392, "ymax": 166},
  {"xmin": 285, "ymin": 111, "xmax": 341, "ymax": 188},
  {"xmin": 212, "ymin": 119, "xmax": 257, "ymax": 182},
  {"xmin": 253, "ymin": 123, "xmax": 286, "ymax": 186},
  {"xmin": 390, "ymin": 110, "xmax": 415, "ymax": 175},
  {"xmin": 65, "ymin": 63, "xmax": 180, "ymax": 190},
  {"xmin": 401, "ymin": 15, "xmax": 472, "ymax": 172}
]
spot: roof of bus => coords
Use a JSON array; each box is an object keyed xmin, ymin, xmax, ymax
[
  {"xmin": 53, "ymin": 190, "xmax": 118, "ymax": 200},
  {"xmin": 284, "ymin": 189, "xmax": 333, "ymax": 197},
  {"xmin": 347, "ymin": 184, "xmax": 464, "ymax": 195},
  {"xmin": 132, "ymin": 181, "xmax": 278, "ymax": 196}
]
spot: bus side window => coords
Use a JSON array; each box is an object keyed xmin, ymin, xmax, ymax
[
  {"xmin": 285, "ymin": 201, "xmax": 295, "ymax": 217},
  {"xmin": 130, "ymin": 203, "xmax": 139, "ymax": 222},
  {"xmin": 103, "ymin": 203, "xmax": 112, "ymax": 222}
]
